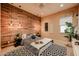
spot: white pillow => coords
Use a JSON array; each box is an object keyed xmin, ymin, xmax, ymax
[{"xmin": 22, "ymin": 34, "xmax": 27, "ymax": 40}]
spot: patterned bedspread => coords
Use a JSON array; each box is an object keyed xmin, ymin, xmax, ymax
[{"xmin": 4, "ymin": 43, "xmax": 67, "ymax": 56}]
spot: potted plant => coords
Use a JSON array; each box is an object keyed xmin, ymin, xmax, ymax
[{"xmin": 65, "ymin": 22, "xmax": 74, "ymax": 42}]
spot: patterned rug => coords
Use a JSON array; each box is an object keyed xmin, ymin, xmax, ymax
[{"xmin": 4, "ymin": 44, "xmax": 67, "ymax": 56}]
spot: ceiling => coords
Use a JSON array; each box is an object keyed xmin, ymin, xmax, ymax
[{"xmin": 11, "ymin": 3, "xmax": 78, "ymax": 17}]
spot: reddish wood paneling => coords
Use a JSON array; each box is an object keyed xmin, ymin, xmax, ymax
[
  {"xmin": 1, "ymin": 3, "xmax": 41, "ymax": 48},
  {"xmin": 0, "ymin": 4, "xmax": 1, "ymax": 51}
]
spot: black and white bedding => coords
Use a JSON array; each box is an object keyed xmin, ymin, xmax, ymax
[{"xmin": 4, "ymin": 43, "xmax": 67, "ymax": 56}]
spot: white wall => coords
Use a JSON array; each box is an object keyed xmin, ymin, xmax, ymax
[
  {"xmin": 41, "ymin": 6, "xmax": 78, "ymax": 38},
  {"xmin": 41, "ymin": 18, "xmax": 54, "ymax": 33}
]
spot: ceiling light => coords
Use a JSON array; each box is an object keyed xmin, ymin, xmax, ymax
[{"xmin": 60, "ymin": 4, "xmax": 64, "ymax": 7}]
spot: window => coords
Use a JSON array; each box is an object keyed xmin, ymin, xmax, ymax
[
  {"xmin": 60, "ymin": 16, "xmax": 72, "ymax": 33},
  {"xmin": 45, "ymin": 22, "xmax": 48, "ymax": 31}
]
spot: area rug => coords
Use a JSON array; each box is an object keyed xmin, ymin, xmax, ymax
[{"xmin": 4, "ymin": 44, "xmax": 67, "ymax": 56}]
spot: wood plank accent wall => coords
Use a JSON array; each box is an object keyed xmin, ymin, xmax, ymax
[
  {"xmin": 0, "ymin": 4, "xmax": 1, "ymax": 51},
  {"xmin": 1, "ymin": 3, "xmax": 41, "ymax": 48},
  {"xmin": 78, "ymin": 6, "xmax": 79, "ymax": 26}
]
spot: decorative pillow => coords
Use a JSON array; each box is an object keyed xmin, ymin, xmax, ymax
[
  {"xmin": 22, "ymin": 34, "xmax": 27, "ymax": 40},
  {"xmin": 26, "ymin": 34, "xmax": 32, "ymax": 39},
  {"xmin": 31, "ymin": 35, "xmax": 36, "ymax": 39}
]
